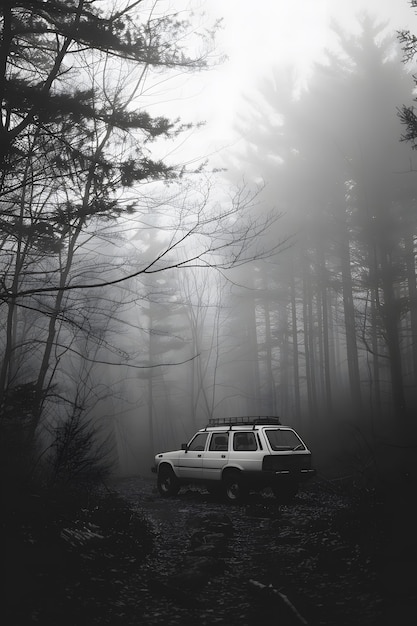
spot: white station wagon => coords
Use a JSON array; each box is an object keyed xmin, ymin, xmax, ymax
[{"xmin": 153, "ymin": 417, "xmax": 316, "ymax": 503}]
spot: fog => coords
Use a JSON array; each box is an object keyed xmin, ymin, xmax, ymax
[
  {"xmin": 97, "ymin": 8, "xmax": 416, "ymax": 478},
  {"xmin": 2, "ymin": 0, "xmax": 417, "ymax": 487}
]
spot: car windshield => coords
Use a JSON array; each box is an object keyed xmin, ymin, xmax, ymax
[
  {"xmin": 187, "ymin": 432, "xmax": 208, "ymax": 451},
  {"xmin": 265, "ymin": 429, "xmax": 304, "ymax": 451}
]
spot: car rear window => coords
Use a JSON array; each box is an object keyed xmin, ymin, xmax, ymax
[{"xmin": 265, "ymin": 429, "xmax": 304, "ymax": 451}]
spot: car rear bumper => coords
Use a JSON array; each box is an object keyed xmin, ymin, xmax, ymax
[
  {"xmin": 240, "ymin": 467, "xmax": 316, "ymax": 488},
  {"xmin": 273, "ymin": 468, "xmax": 316, "ymax": 480}
]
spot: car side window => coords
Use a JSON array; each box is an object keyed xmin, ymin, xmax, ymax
[
  {"xmin": 188, "ymin": 432, "xmax": 208, "ymax": 451},
  {"xmin": 233, "ymin": 432, "xmax": 257, "ymax": 451},
  {"xmin": 209, "ymin": 432, "xmax": 229, "ymax": 451}
]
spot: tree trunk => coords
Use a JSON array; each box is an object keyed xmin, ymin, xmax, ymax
[
  {"xmin": 404, "ymin": 231, "xmax": 417, "ymax": 385},
  {"xmin": 339, "ymin": 213, "xmax": 362, "ymax": 412},
  {"xmin": 370, "ymin": 292, "xmax": 382, "ymax": 417},
  {"xmin": 303, "ymin": 260, "xmax": 318, "ymax": 418},
  {"xmin": 379, "ymin": 249, "xmax": 407, "ymax": 417},
  {"xmin": 244, "ymin": 288, "xmax": 261, "ymax": 414},
  {"xmin": 320, "ymin": 268, "xmax": 332, "ymax": 415},
  {"xmin": 290, "ymin": 269, "xmax": 301, "ymax": 418},
  {"xmin": 278, "ymin": 301, "xmax": 289, "ymax": 417},
  {"xmin": 261, "ymin": 267, "xmax": 277, "ymax": 415}
]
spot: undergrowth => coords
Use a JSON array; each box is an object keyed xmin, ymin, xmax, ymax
[{"xmin": 2, "ymin": 485, "xmax": 155, "ymax": 625}]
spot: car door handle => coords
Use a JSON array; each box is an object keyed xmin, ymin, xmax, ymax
[
  {"xmin": 198, "ymin": 454, "xmax": 202, "ymax": 457},
  {"xmin": 221, "ymin": 454, "xmax": 226, "ymax": 458}
]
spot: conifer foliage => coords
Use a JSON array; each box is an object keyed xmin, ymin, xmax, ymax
[{"xmin": 0, "ymin": 1, "xmax": 214, "ymax": 451}]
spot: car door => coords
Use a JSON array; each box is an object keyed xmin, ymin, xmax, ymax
[
  {"xmin": 201, "ymin": 432, "xmax": 230, "ymax": 480},
  {"xmin": 176, "ymin": 432, "xmax": 208, "ymax": 480},
  {"xmin": 232, "ymin": 431, "xmax": 261, "ymax": 471}
]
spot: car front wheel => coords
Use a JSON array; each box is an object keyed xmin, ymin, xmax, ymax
[{"xmin": 157, "ymin": 465, "xmax": 180, "ymax": 497}]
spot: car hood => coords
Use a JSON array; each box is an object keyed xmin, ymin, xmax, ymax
[{"xmin": 155, "ymin": 450, "xmax": 182, "ymax": 461}]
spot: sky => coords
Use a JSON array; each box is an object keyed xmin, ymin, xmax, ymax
[{"xmin": 155, "ymin": 0, "xmax": 417, "ymax": 168}]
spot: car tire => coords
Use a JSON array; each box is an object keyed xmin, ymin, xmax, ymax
[
  {"xmin": 157, "ymin": 465, "xmax": 180, "ymax": 497},
  {"xmin": 223, "ymin": 471, "xmax": 248, "ymax": 503}
]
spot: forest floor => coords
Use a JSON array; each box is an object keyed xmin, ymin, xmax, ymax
[{"xmin": 3, "ymin": 474, "xmax": 416, "ymax": 626}]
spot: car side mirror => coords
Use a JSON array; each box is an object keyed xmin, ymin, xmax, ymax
[{"xmin": 181, "ymin": 443, "xmax": 188, "ymax": 452}]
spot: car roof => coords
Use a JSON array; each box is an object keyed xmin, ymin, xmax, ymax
[
  {"xmin": 198, "ymin": 426, "xmax": 292, "ymax": 433},
  {"xmin": 198, "ymin": 417, "xmax": 292, "ymax": 432}
]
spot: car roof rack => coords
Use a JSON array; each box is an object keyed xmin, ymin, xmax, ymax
[{"xmin": 207, "ymin": 416, "xmax": 281, "ymax": 428}]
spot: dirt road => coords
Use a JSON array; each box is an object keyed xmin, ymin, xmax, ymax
[{"xmin": 110, "ymin": 475, "xmax": 386, "ymax": 626}]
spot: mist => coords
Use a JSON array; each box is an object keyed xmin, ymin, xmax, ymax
[
  {"xmin": 1, "ymin": 1, "xmax": 415, "ymax": 492},
  {"xmin": 79, "ymin": 14, "xmax": 417, "ymax": 488}
]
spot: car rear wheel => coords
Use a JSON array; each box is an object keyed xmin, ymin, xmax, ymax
[
  {"xmin": 223, "ymin": 471, "xmax": 248, "ymax": 503},
  {"xmin": 157, "ymin": 465, "xmax": 180, "ymax": 497}
]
